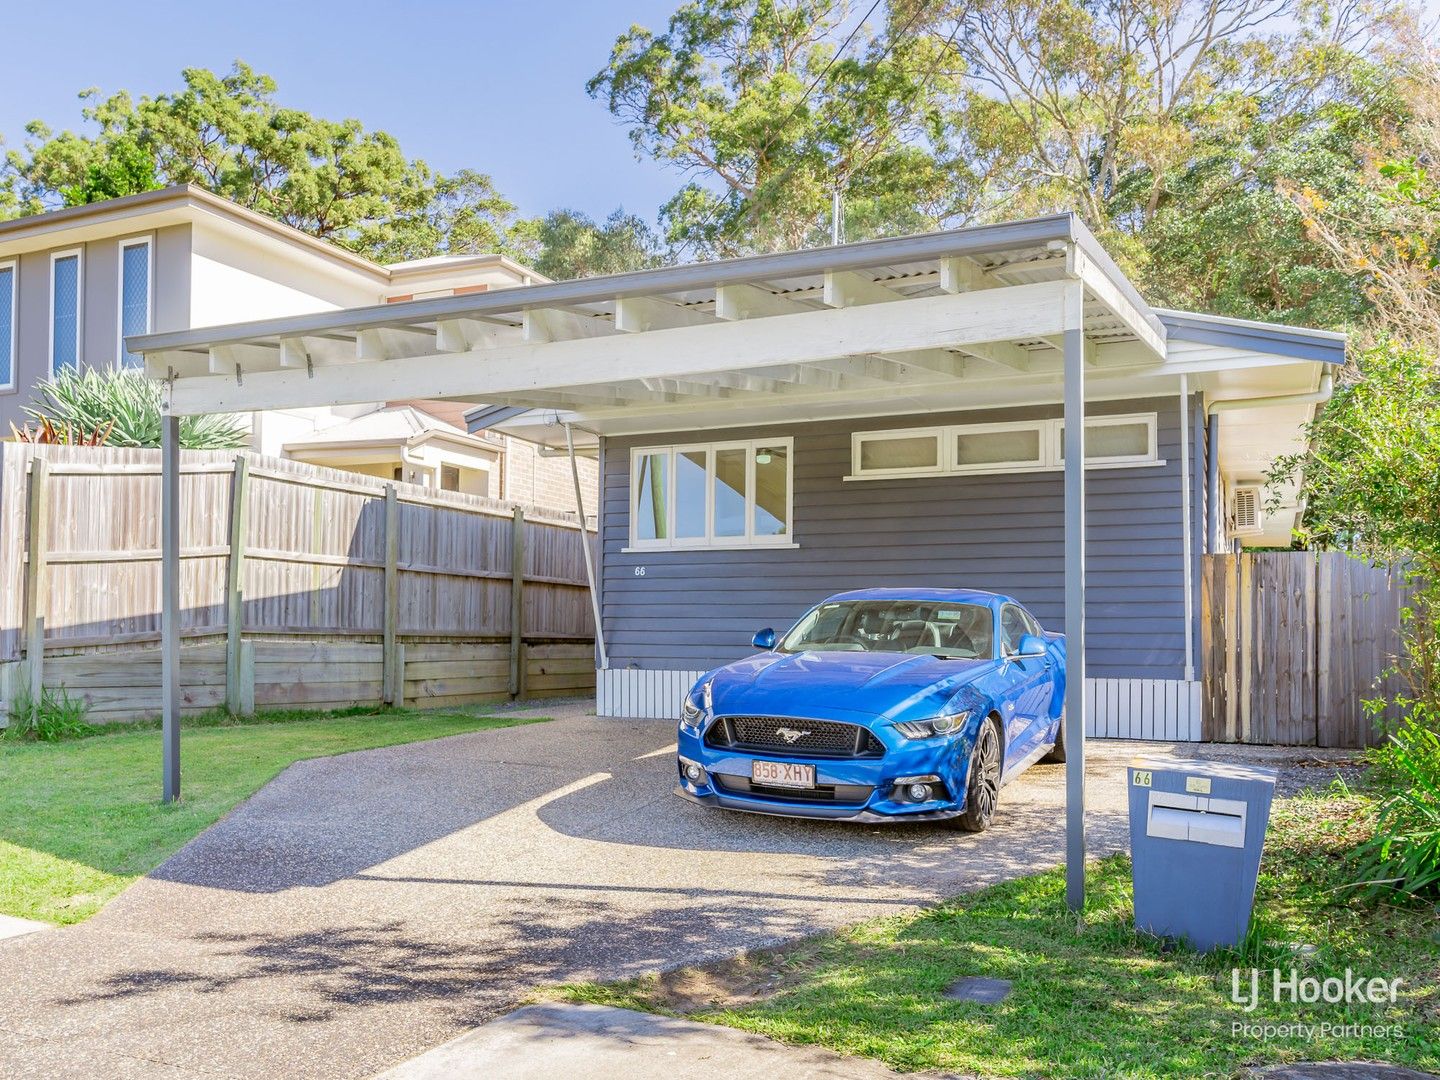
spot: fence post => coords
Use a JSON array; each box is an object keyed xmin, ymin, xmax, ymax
[
  {"xmin": 510, "ymin": 506, "xmax": 526, "ymax": 699},
  {"xmin": 225, "ymin": 455, "xmax": 249, "ymax": 715},
  {"xmin": 23, "ymin": 457, "xmax": 49, "ymax": 710},
  {"xmin": 238, "ymin": 639, "xmax": 255, "ymax": 716},
  {"xmin": 383, "ymin": 484, "xmax": 399, "ymax": 705}
]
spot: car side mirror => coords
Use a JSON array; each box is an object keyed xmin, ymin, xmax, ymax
[
  {"xmin": 752, "ymin": 628, "xmax": 777, "ymax": 650},
  {"xmin": 1016, "ymin": 633, "xmax": 1048, "ymax": 658}
]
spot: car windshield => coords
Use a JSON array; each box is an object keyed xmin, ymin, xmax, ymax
[{"xmin": 777, "ymin": 600, "xmax": 994, "ymax": 659}]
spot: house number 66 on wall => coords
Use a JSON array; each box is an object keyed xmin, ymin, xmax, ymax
[{"xmin": 634, "ymin": 566, "xmax": 647, "ymax": 577}]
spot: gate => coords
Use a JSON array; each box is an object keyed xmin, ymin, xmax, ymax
[{"xmin": 1200, "ymin": 551, "xmax": 1414, "ymax": 747}]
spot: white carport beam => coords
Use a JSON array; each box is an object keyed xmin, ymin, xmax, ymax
[
  {"xmin": 357, "ymin": 325, "xmax": 438, "ymax": 362},
  {"xmin": 1069, "ymin": 245, "xmax": 1165, "ymax": 359},
  {"xmin": 715, "ymin": 283, "xmax": 813, "ymax": 320},
  {"xmin": 523, "ymin": 307, "xmax": 617, "ymax": 342},
  {"xmin": 615, "ymin": 296, "xmax": 712, "ymax": 332},
  {"xmin": 169, "ymin": 280, "xmax": 1073, "ymax": 415}
]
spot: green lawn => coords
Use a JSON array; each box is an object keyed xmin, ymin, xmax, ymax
[
  {"xmin": 552, "ymin": 789, "xmax": 1440, "ymax": 1079},
  {"xmin": 0, "ymin": 707, "xmax": 544, "ymax": 925}
]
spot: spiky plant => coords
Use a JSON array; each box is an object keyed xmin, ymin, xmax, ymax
[{"xmin": 24, "ymin": 369, "xmax": 249, "ymax": 449}]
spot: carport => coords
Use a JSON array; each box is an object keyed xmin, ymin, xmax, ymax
[{"xmin": 134, "ymin": 212, "xmax": 1339, "ymax": 909}]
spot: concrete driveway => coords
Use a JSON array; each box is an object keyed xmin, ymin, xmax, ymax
[{"xmin": 0, "ymin": 701, "xmax": 1339, "ymax": 1079}]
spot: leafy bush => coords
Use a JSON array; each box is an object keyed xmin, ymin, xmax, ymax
[
  {"xmin": 25, "ymin": 369, "xmax": 249, "ymax": 450},
  {"xmin": 1354, "ymin": 714, "xmax": 1440, "ymax": 897},
  {"xmin": 5, "ymin": 685, "xmax": 97, "ymax": 741}
]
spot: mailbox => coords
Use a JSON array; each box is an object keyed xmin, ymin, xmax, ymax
[{"xmin": 1127, "ymin": 758, "xmax": 1277, "ymax": 952}]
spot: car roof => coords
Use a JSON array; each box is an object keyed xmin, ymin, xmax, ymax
[{"xmin": 822, "ymin": 587, "xmax": 1013, "ymax": 608}]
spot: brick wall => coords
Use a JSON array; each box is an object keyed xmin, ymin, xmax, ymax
[{"xmin": 501, "ymin": 435, "xmax": 599, "ymax": 519}]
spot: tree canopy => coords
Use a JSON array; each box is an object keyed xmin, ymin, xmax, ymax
[{"xmin": 0, "ymin": 63, "xmax": 527, "ymax": 265}]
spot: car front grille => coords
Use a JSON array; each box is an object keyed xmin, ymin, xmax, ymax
[
  {"xmin": 706, "ymin": 715, "xmax": 885, "ymax": 758},
  {"xmin": 714, "ymin": 774, "xmax": 875, "ymax": 805}
]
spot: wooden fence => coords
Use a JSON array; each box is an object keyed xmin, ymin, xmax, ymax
[
  {"xmin": 1201, "ymin": 551, "xmax": 1415, "ymax": 747},
  {"xmin": 0, "ymin": 444, "xmax": 597, "ymax": 724}
]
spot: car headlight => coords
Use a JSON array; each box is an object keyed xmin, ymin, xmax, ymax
[
  {"xmin": 680, "ymin": 679, "xmax": 713, "ymax": 735},
  {"xmin": 893, "ymin": 711, "xmax": 969, "ymax": 739}
]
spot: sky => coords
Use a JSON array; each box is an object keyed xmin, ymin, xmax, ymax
[{"xmin": 0, "ymin": 0, "xmax": 684, "ymax": 222}]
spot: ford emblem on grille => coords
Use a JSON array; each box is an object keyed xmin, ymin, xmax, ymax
[{"xmin": 775, "ymin": 726, "xmax": 811, "ymax": 744}]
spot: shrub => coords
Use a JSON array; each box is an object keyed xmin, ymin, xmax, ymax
[
  {"xmin": 1354, "ymin": 712, "xmax": 1440, "ymax": 898},
  {"xmin": 5, "ymin": 685, "xmax": 97, "ymax": 741},
  {"xmin": 25, "ymin": 368, "xmax": 249, "ymax": 449}
]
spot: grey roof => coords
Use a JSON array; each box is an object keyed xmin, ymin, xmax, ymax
[{"xmin": 1156, "ymin": 309, "xmax": 1346, "ymax": 366}]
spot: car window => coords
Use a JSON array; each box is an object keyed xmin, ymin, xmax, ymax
[
  {"xmin": 779, "ymin": 600, "xmax": 994, "ymax": 658},
  {"xmin": 1021, "ymin": 608, "xmax": 1042, "ymax": 637},
  {"xmin": 1000, "ymin": 605, "xmax": 1029, "ymax": 656}
]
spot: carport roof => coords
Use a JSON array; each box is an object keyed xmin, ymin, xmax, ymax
[{"xmin": 132, "ymin": 211, "xmax": 1342, "ymax": 427}]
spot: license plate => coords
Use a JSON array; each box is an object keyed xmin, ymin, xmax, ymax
[{"xmin": 752, "ymin": 760, "xmax": 816, "ymax": 788}]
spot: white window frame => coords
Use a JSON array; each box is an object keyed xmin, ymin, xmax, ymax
[
  {"xmin": 49, "ymin": 247, "xmax": 83, "ymax": 376},
  {"xmin": 1058, "ymin": 413, "xmax": 1158, "ymax": 467},
  {"xmin": 0, "ymin": 258, "xmax": 16, "ymax": 393},
  {"xmin": 846, "ymin": 413, "xmax": 1163, "ymax": 480},
  {"xmin": 949, "ymin": 419, "xmax": 1051, "ymax": 475},
  {"xmin": 851, "ymin": 427, "xmax": 945, "ymax": 478},
  {"xmin": 627, "ymin": 437, "xmax": 796, "ymax": 551},
  {"xmin": 115, "ymin": 236, "xmax": 153, "ymax": 368}
]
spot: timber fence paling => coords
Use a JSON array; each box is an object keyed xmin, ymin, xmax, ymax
[
  {"xmin": 0, "ymin": 443, "xmax": 595, "ymax": 723},
  {"xmin": 1200, "ymin": 549, "xmax": 1413, "ymax": 748}
]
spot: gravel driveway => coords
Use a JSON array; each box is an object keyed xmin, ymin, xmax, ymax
[{"xmin": 0, "ymin": 701, "xmax": 1356, "ymax": 1079}]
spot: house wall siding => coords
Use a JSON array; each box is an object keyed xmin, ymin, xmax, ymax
[{"xmin": 600, "ymin": 394, "xmax": 1200, "ymax": 681}]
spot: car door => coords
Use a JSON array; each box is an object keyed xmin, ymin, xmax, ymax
[{"xmin": 998, "ymin": 603, "xmax": 1050, "ymax": 763}]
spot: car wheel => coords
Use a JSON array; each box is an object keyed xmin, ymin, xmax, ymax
[
  {"xmin": 1041, "ymin": 709, "xmax": 1067, "ymax": 763},
  {"xmin": 948, "ymin": 718, "xmax": 1002, "ymax": 833}
]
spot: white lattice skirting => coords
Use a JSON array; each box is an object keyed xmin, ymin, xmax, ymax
[{"xmin": 596, "ymin": 667, "xmax": 1203, "ymax": 741}]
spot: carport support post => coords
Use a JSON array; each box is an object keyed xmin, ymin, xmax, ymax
[
  {"xmin": 1062, "ymin": 281, "xmax": 1087, "ymax": 912},
  {"xmin": 161, "ymin": 408, "xmax": 181, "ymax": 803}
]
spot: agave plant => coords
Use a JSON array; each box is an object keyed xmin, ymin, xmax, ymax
[{"xmin": 24, "ymin": 369, "xmax": 249, "ymax": 450}]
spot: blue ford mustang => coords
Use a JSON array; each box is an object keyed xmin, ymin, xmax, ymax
[{"xmin": 674, "ymin": 588, "xmax": 1066, "ymax": 831}]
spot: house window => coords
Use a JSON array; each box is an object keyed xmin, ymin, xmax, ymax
[
  {"xmin": 1057, "ymin": 415, "xmax": 1156, "ymax": 466},
  {"xmin": 440, "ymin": 465, "xmax": 461, "ymax": 491},
  {"xmin": 118, "ymin": 238, "xmax": 151, "ymax": 368},
  {"xmin": 953, "ymin": 422, "xmax": 1047, "ymax": 473},
  {"xmin": 51, "ymin": 249, "xmax": 82, "ymax": 375},
  {"xmin": 0, "ymin": 261, "xmax": 14, "ymax": 391},
  {"xmin": 629, "ymin": 438, "xmax": 794, "ymax": 549},
  {"xmin": 848, "ymin": 414, "xmax": 1160, "ymax": 479},
  {"xmin": 853, "ymin": 429, "xmax": 942, "ymax": 476}
]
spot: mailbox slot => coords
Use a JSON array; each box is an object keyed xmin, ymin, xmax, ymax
[{"xmin": 1145, "ymin": 790, "xmax": 1247, "ymax": 849}]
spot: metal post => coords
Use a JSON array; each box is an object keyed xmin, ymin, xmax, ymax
[
  {"xmin": 1180, "ymin": 376, "xmax": 1195, "ymax": 682},
  {"xmin": 161, "ymin": 410, "xmax": 181, "ymax": 803},
  {"xmin": 225, "ymin": 454, "xmax": 250, "ymax": 715},
  {"xmin": 1062, "ymin": 281, "xmax": 1087, "ymax": 912},
  {"xmin": 509, "ymin": 506, "xmax": 526, "ymax": 698},
  {"xmin": 565, "ymin": 424, "xmax": 608, "ymax": 668},
  {"xmin": 1206, "ymin": 414, "xmax": 1220, "ymax": 555},
  {"xmin": 382, "ymin": 484, "xmax": 399, "ymax": 705}
]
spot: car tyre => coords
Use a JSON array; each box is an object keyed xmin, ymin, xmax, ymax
[
  {"xmin": 947, "ymin": 718, "xmax": 1002, "ymax": 833},
  {"xmin": 1041, "ymin": 709, "xmax": 1067, "ymax": 763}
]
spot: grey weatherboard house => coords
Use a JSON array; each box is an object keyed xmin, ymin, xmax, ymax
[{"xmin": 133, "ymin": 210, "xmax": 1344, "ymax": 782}]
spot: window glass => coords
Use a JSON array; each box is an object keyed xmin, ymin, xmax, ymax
[
  {"xmin": 1059, "ymin": 419, "xmax": 1151, "ymax": 461},
  {"xmin": 676, "ymin": 449, "xmax": 708, "ymax": 538},
  {"xmin": 1000, "ymin": 605, "xmax": 1028, "ymax": 655},
  {"xmin": 714, "ymin": 447, "xmax": 748, "ymax": 537},
  {"xmin": 119, "ymin": 243, "xmax": 150, "ymax": 367},
  {"xmin": 440, "ymin": 465, "xmax": 460, "ymax": 492},
  {"xmin": 52, "ymin": 254, "xmax": 79, "ymax": 372},
  {"xmin": 635, "ymin": 452, "xmax": 669, "ymax": 541},
  {"xmin": 956, "ymin": 427, "xmax": 1041, "ymax": 468},
  {"xmin": 859, "ymin": 434, "xmax": 938, "ymax": 472},
  {"xmin": 779, "ymin": 600, "xmax": 993, "ymax": 658},
  {"xmin": 753, "ymin": 443, "xmax": 788, "ymax": 536},
  {"xmin": 0, "ymin": 265, "xmax": 12, "ymax": 388}
]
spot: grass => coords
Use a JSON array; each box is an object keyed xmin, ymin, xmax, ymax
[
  {"xmin": 549, "ymin": 785, "xmax": 1440, "ymax": 1078},
  {"xmin": 0, "ymin": 705, "xmax": 546, "ymax": 925}
]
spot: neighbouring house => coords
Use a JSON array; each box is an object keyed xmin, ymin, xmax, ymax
[
  {"xmin": 134, "ymin": 213, "xmax": 1343, "ymax": 739},
  {"xmin": 0, "ymin": 185, "xmax": 596, "ymax": 513}
]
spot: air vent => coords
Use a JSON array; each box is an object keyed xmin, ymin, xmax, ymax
[{"xmin": 1229, "ymin": 486, "xmax": 1263, "ymax": 537}]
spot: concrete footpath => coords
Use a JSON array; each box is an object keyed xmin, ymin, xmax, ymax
[{"xmin": 376, "ymin": 1002, "xmax": 919, "ymax": 1079}]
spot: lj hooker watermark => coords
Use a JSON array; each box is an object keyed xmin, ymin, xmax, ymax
[{"xmin": 1232, "ymin": 967, "xmax": 1404, "ymax": 1013}]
